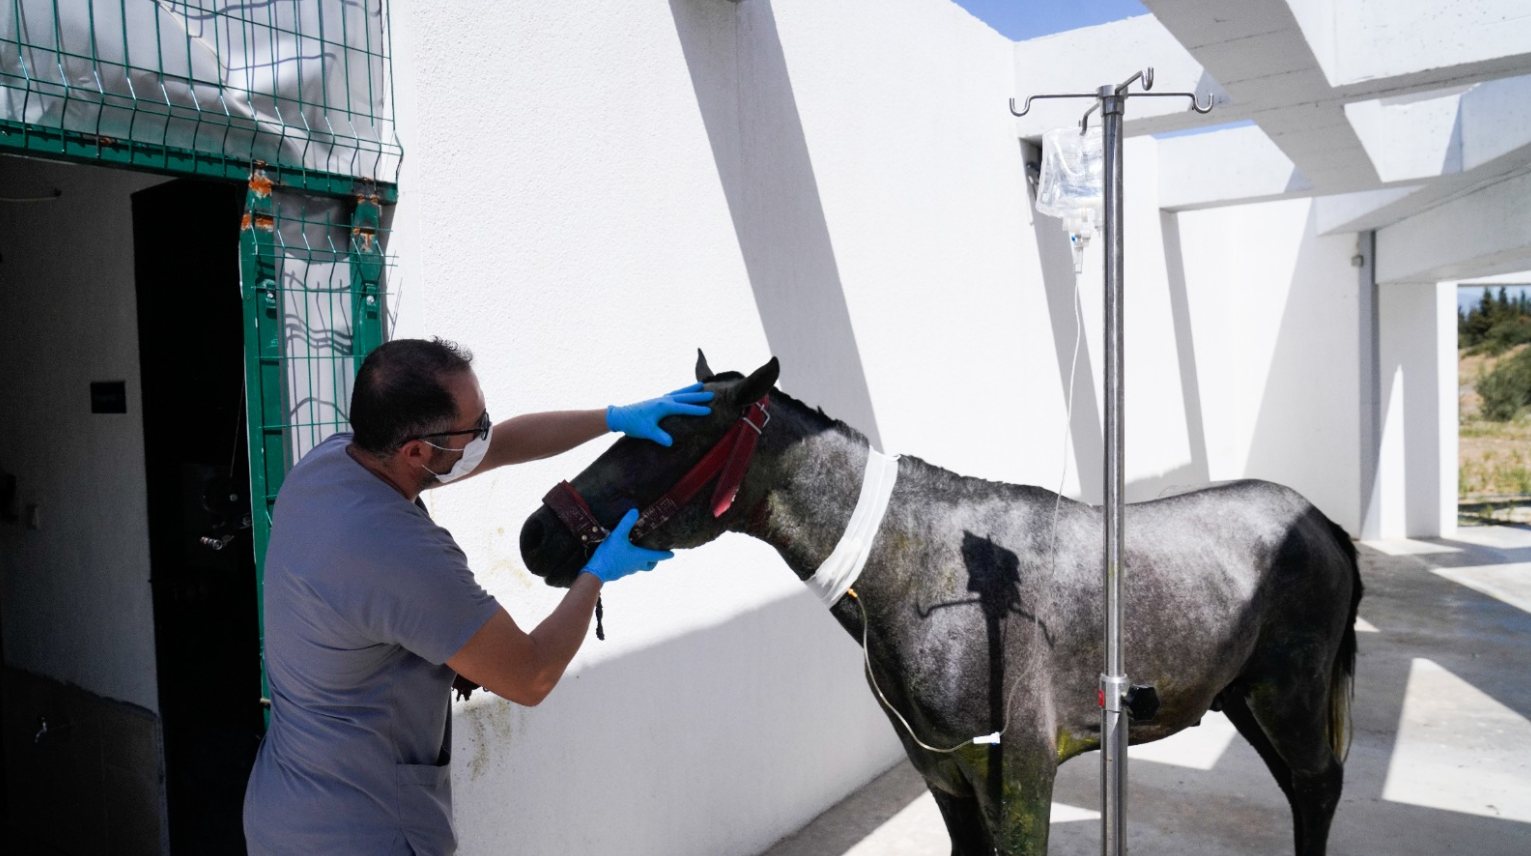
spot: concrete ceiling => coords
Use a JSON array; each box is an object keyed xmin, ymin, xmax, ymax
[{"xmin": 1012, "ymin": 1, "xmax": 1531, "ymax": 283}]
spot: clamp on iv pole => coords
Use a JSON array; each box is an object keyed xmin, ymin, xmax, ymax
[{"xmin": 1010, "ymin": 68, "xmax": 1213, "ymax": 856}]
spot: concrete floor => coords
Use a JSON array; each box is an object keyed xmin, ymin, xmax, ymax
[{"xmin": 759, "ymin": 523, "xmax": 1531, "ymax": 856}]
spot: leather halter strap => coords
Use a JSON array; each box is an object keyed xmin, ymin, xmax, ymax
[{"xmin": 542, "ymin": 396, "xmax": 772, "ymax": 545}]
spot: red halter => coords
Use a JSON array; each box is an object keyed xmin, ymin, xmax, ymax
[{"xmin": 542, "ymin": 396, "xmax": 771, "ymax": 547}]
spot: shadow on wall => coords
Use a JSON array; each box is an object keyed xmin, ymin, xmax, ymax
[
  {"xmin": 1159, "ymin": 210, "xmax": 1211, "ymax": 488},
  {"xmin": 1030, "ymin": 180, "xmax": 1104, "ymax": 506},
  {"xmin": 668, "ymin": 0, "xmax": 883, "ymax": 450},
  {"xmin": 1116, "ymin": 209, "xmax": 1215, "ymax": 503},
  {"xmin": 451, "ymin": 585, "xmax": 901, "ymax": 856},
  {"xmin": 1030, "ymin": 179, "xmax": 1215, "ymax": 504},
  {"xmin": 1243, "ymin": 204, "xmax": 1360, "ymax": 533}
]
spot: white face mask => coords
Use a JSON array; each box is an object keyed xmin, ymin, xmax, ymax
[{"xmin": 422, "ymin": 430, "xmax": 491, "ymax": 484}]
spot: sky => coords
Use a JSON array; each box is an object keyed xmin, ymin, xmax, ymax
[
  {"xmin": 1459, "ymin": 285, "xmax": 1531, "ymax": 314},
  {"xmin": 951, "ymin": 0, "xmax": 1149, "ymax": 42}
]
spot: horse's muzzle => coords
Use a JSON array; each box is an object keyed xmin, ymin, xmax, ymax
[{"xmin": 519, "ymin": 507, "xmax": 587, "ymax": 588}]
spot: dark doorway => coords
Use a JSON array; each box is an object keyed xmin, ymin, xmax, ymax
[{"xmin": 133, "ymin": 179, "xmax": 263, "ymax": 854}]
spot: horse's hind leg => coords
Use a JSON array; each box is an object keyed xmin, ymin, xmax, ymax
[
  {"xmin": 1235, "ymin": 679, "xmax": 1344, "ymax": 856},
  {"xmin": 929, "ymin": 789, "xmax": 995, "ymax": 856},
  {"xmin": 1221, "ymin": 693, "xmax": 1296, "ymax": 806}
]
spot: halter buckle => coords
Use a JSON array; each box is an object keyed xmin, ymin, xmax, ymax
[{"xmin": 742, "ymin": 400, "xmax": 771, "ymax": 435}]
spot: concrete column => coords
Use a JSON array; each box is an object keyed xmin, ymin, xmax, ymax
[{"xmin": 1364, "ymin": 280, "xmax": 1458, "ymax": 539}]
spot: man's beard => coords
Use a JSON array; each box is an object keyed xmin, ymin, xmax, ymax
[{"xmin": 416, "ymin": 447, "xmax": 457, "ymax": 491}]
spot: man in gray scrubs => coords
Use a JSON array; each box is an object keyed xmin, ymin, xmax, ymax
[{"xmin": 243, "ymin": 338, "xmax": 713, "ymax": 855}]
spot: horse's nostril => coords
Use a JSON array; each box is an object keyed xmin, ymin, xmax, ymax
[{"xmin": 519, "ymin": 517, "xmax": 545, "ymax": 559}]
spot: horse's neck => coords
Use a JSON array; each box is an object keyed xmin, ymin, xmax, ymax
[{"xmin": 743, "ymin": 403, "xmax": 875, "ymax": 583}]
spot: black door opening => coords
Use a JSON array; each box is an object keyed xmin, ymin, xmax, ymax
[{"xmin": 133, "ymin": 178, "xmax": 263, "ymax": 855}]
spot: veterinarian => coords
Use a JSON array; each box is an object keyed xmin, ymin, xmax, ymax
[{"xmin": 243, "ymin": 337, "xmax": 712, "ymax": 856}]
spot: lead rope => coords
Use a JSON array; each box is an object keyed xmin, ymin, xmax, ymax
[{"xmin": 848, "ymin": 588, "xmax": 1022, "ymax": 753}]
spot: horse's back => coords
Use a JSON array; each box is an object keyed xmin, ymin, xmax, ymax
[{"xmin": 1129, "ymin": 479, "xmax": 1356, "ymax": 689}]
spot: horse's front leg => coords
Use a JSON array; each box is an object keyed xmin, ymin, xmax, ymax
[
  {"xmin": 958, "ymin": 735, "xmax": 1058, "ymax": 856},
  {"xmin": 899, "ymin": 743, "xmax": 996, "ymax": 856},
  {"xmin": 929, "ymin": 788, "xmax": 996, "ymax": 856}
]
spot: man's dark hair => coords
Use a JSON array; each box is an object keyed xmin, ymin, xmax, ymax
[{"xmin": 350, "ymin": 338, "xmax": 475, "ymax": 456}]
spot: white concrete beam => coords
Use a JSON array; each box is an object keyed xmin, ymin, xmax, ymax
[
  {"xmin": 1157, "ymin": 124, "xmax": 1313, "ymax": 210},
  {"xmin": 1293, "ymin": 0, "xmax": 1531, "ymax": 91},
  {"xmin": 1142, "ymin": 0, "xmax": 1531, "ymax": 197},
  {"xmin": 1345, "ymin": 87, "xmax": 1469, "ymax": 183},
  {"xmin": 1314, "ymin": 89, "xmax": 1531, "ymax": 234},
  {"xmin": 1461, "ymin": 74, "xmax": 1531, "ymax": 171},
  {"xmin": 1343, "ymin": 74, "xmax": 1531, "ymax": 185},
  {"xmin": 1142, "ymin": 0, "xmax": 1383, "ymax": 191},
  {"xmin": 1257, "ymin": 103, "xmax": 1380, "ymax": 190},
  {"xmin": 1376, "ymin": 170, "xmax": 1531, "ymax": 284},
  {"xmin": 1459, "ymin": 270, "xmax": 1531, "ymax": 286},
  {"xmin": 1314, "ymin": 186, "xmax": 1427, "ymax": 235}
]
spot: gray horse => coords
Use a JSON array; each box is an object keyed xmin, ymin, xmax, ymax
[{"xmin": 519, "ymin": 354, "xmax": 1361, "ymax": 856}]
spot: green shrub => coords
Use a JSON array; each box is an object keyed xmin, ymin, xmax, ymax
[
  {"xmin": 1478, "ymin": 347, "xmax": 1531, "ymax": 421},
  {"xmin": 1475, "ymin": 316, "xmax": 1531, "ymax": 356}
]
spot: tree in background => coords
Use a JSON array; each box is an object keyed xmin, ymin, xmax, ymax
[
  {"xmin": 1461, "ymin": 286, "xmax": 1531, "ymax": 421},
  {"xmin": 1460, "ymin": 285, "xmax": 1531, "ymax": 355}
]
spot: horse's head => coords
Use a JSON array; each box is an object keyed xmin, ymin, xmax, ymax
[{"xmin": 519, "ymin": 352, "xmax": 781, "ymax": 587}]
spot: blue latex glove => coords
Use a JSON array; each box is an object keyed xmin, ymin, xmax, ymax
[
  {"xmin": 606, "ymin": 383, "xmax": 714, "ymax": 447},
  {"xmin": 581, "ymin": 509, "xmax": 675, "ymax": 584}
]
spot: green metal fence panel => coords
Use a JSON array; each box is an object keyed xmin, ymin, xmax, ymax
[
  {"xmin": 239, "ymin": 168, "xmax": 392, "ymax": 712},
  {"xmin": 2, "ymin": 0, "xmax": 401, "ymax": 201}
]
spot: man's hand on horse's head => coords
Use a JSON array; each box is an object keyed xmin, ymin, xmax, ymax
[
  {"xmin": 580, "ymin": 508, "xmax": 675, "ymax": 584},
  {"xmin": 606, "ymin": 383, "xmax": 714, "ymax": 447}
]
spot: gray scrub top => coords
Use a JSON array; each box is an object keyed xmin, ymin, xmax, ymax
[{"xmin": 244, "ymin": 433, "xmax": 500, "ymax": 856}]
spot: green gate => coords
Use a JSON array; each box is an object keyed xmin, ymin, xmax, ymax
[
  {"xmin": 240, "ymin": 175, "xmax": 391, "ymax": 707},
  {"xmin": 3, "ymin": 0, "xmax": 400, "ymax": 715}
]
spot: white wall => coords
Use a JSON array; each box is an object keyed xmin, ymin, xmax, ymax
[
  {"xmin": 388, "ymin": 2, "xmax": 1369, "ymax": 854},
  {"xmin": 1173, "ymin": 196, "xmax": 1363, "ymax": 530},
  {"xmin": 1364, "ymin": 281, "xmax": 1458, "ymax": 539},
  {"xmin": 0, "ymin": 156, "xmax": 165, "ymax": 712}
]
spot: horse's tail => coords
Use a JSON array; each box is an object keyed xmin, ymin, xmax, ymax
[{"xmin": 1325, "ymin": 516, "xmax": 1362, "ymax": 762}]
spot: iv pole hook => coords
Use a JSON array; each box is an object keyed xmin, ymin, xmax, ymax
[{"xmin": 1009, "ymin": 92, "xmax": 1098, "ymax": 117}]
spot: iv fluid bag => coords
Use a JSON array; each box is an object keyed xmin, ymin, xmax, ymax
[{"xmin": 1035, "ymin": 126, "xmax": 1104, "ymax": 221}]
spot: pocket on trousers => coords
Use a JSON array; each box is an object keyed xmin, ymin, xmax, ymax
[{"xmin": 395, "ymin": 762, "xmax": 455, "ymax": 856}]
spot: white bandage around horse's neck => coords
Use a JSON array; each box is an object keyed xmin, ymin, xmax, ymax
[{"xmin": 806, "ymin": 449, "xmax": 901, "ymax": 607}]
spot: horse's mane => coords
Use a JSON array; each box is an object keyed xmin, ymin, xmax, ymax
[{"xmin": 767, "ymin": 385, "xmax": 870, "ymax": 447}]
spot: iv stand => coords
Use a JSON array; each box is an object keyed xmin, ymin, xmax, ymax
[{"xmin": 1010, "ymin": 68, "xmax": 1213, "ymax": 856}]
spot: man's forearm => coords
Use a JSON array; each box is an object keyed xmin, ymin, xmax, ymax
[
  {"xmin": 447, "ymin": 574, "xmax": 602, "ymax": 707},
  {"xmin": 525, "ymin": 573, "xmax": 603, "ymax": 695},
  {"xmin": 485, "ymin": 409, "xmax": 608, "ymax": 468}
]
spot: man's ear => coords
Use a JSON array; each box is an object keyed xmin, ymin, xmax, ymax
[
  {"xmin": 734, "ymin": 357, "xmax": 780, "ymax": 403},
  {"xmin": 396, "ymin": 438, "xmax": 429, "ymax": 465},
  {"xmin": 695, "ymin": 349, "xmax": 714, "ymax": 383}
]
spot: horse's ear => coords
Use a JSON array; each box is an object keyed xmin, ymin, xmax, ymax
[
  {"xmin": 695, "ymin": 349, "xmax": 714, "ymax": 383},
  {"xmin": 734, "ymin": 357, "xmax": 780, "ymax": 403}
]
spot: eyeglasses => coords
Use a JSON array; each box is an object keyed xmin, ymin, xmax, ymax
[{"xmin": 406, "ymin": 410, "xmax": 491, "ymax": 445}]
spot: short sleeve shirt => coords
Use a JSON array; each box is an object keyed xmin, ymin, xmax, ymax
[{"xmin": 244, "ymin": 433, "xmax": 500, "ymax": 856}]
